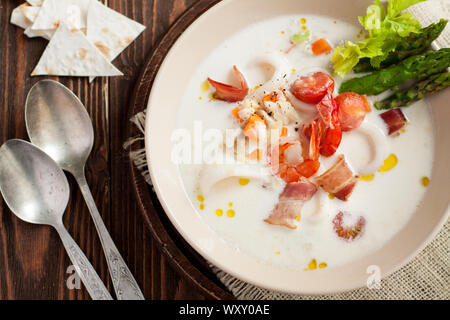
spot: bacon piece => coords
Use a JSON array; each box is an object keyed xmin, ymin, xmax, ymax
[
  {"xmin": 208, "ymin": 66, "xmax": 249, "ymax": 102},
  {"xmin": 332, "ymin": 212, "xmax": 366, "ymax": 241},
  {"xmin": 265, "ymin": 180, "xmax": 318, "ymax": 229},
  {"xmin": 280, "ymin": 179, "xmax": 318, "ymax": 201},
  {"xmin": 264, "ymin": 201, "xmax": 303, "ymax": 229},
  {"xmin": 334, "ymin": 180, "xmax": 357, "ymax": 201},
  {"xmin": 315, "ymin": 155, "xmax": 358, "ymax": 201},
  {"xmin": 380, "ymin": 108, "xmax": 407, "ymax": 136}
]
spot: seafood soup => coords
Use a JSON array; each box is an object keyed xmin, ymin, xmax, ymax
[{"xmin": 176, "ymin": 14, "xmax": 434, "ymax": 270}]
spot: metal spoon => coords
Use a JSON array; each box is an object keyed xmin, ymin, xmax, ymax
[
  {"xmin": 25, "ymin": 80, "xmax": 144, "ymax": 300},
  {"xmin": 0, "ymin": 139, "xmax": 112, "ymax": 300}
]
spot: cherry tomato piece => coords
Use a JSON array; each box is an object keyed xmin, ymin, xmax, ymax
[
  {"xmin": 336, "ymin": 92, "xmax": 371, "ymax": 132},
  {"xmin": 292, "ymin": 72, "xmax": 335, "ymax": 104}
]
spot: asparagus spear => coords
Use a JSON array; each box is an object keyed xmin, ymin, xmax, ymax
[
  {"xmin": 339, "ymin": 48, "xmax": 450, "ymax": 95},
  {"xmin": 374, "ymin": 72, "xmax": 450, "ymax": 110},
  {"xmin": 354, "ymin": 19, "xmax": 448, "ymax": 73}
]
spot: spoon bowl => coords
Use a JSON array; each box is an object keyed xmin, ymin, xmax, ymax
[
  {"xmin": 25, "ymin": 80, "xmax": 93, "ymax": 172},
  {"xmin": 0, "ymin": 139, "xmax": 69, "ymax": 226}
]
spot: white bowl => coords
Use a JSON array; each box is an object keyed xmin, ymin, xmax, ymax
[{"xmin": 145, "ymin": 0, "xmax": 450, "ymax": 294}]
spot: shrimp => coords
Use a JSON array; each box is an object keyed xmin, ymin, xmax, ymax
[
  {"xmin": 332, "ymin": 212, "xmax": 366, "ymax": 241},
  {"xmin": 316, "ymin": 92, "xmax": 342, "ymax": 157},
  {"xmin": 274, "ymin": 120, "xmax": 322, "ymax": 182}
]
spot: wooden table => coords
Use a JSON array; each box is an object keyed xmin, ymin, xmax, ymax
[{"xmin": 0, "ymin": 0, "xmax": 221, "ymax": 300}]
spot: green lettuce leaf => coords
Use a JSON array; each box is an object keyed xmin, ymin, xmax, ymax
[
  {"xmin": 331, "ymin": 37, "xmax": 386, "ymax": 77},
  {"xmin": 387, "ymin": 0, "xmax": 425, "ymax": 17},
  {"xmin": 358, "ymin": 0, "xmax": 386, "ymax": 35},
  {"xmin": 383, "ymin": 12, "xmax": 422, "ymax": 36},
  {"xmin": 331, "ymin": 41, "xmax": 361, "ymax": 77},
  {"xmin": 332, "ymin": 0, "xmax": 425, "ymax": 76}
]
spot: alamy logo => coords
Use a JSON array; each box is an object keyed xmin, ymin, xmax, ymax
[{"xmin": 66, "ymin": 265, "xmax": 81, "ymax": 290}]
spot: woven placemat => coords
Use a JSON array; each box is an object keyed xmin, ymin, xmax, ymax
[{"xmin": 125, "ymin": 111, "xmax": 449, "ymax": 300}]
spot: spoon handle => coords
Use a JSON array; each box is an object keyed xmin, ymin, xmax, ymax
[
  {"xmin": 54, "ymin": 223, "xmax": 113, "ymax": 300},
  {"xmin": 75, "ymin": 172, "xmax": 145, "ymax": 300}
]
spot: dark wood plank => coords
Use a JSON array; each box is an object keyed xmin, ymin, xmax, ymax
[
  {"xmin": 0, "ymin": 0, "xmax": 111, "ymax": 300},
  {"xmin": 0, "ymin": 0, "xmax": 230, "ymax": 300},
  {"xmin": 107, "ymin": 0, "xmax": 223, "ymax": 300}
]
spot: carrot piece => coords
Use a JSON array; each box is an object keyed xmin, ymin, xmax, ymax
[
  {"xmin": 311, "ymin": 38, "xmax": 332, "ymax": 55},
  {"xmin": 263, "ymin": 91, "xmax": 279, "ymax": 103},
  {"xmin": 281, "ymin": 127, "xmax": 288, "ymax": 137},
  {"xmin": 232, "ymin": 107, "xmax": 241, "ymax": 120}
]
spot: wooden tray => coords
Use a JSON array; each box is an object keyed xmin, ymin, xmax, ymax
[{"xmin": 126, "ymin": 0, "xmax": 234, "ymax": 300}]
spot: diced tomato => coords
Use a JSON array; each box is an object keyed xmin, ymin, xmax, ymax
[
  {"xmin": 292, "ymin": 72, "xmax": 335, "ymax": 104},
  {"xmin": 311, "ymin": 38, "xmax": 332, "ymax": 55},
  {"xmin": 296, "ymin": 160, "xmax": 321, "ymax": 178},
  {"xmin": 336, "ymin": 92, "xmax": 372, "ymax": 132},
  {"xmin": 208, "ymin": 66, "xmax": 249, "ymax": 102}
]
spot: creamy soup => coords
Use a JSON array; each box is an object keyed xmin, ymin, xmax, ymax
[{"xmin": 176, "ymin": 15, "xmax": 434, "ymax": 270}]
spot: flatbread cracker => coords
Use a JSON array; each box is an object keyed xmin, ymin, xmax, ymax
[
  {"xmin": 11, "ymin": 4, "xmax": 35, "ymax": 29},
  {"xmin": 32, "ymin": 0, "xmax": 92, "ymax": 31},
  {"xmin": 24, "ymin": 28, "xmax": 54, "ymax": 40},
  {"xmin": 11, "ymin": 7, "xmax": 31, "ymax": 30},
  {"xmin": 11, "ymin": 4, "xmax": 52, "ymax": 40},
  {"xmin": 20, "ymin": 4, "xmax": 41, "ymax": 24},
  {"xmin": 87, "ymin": 0, "xmax": 145, "ymax": 61},
  {"xmin": 87, "ymin": 0, "xmax": 145, "ymax": 81},
  {"xmin": 32, "ymin": 23, "xmax": 123, "ymax": 77}
]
